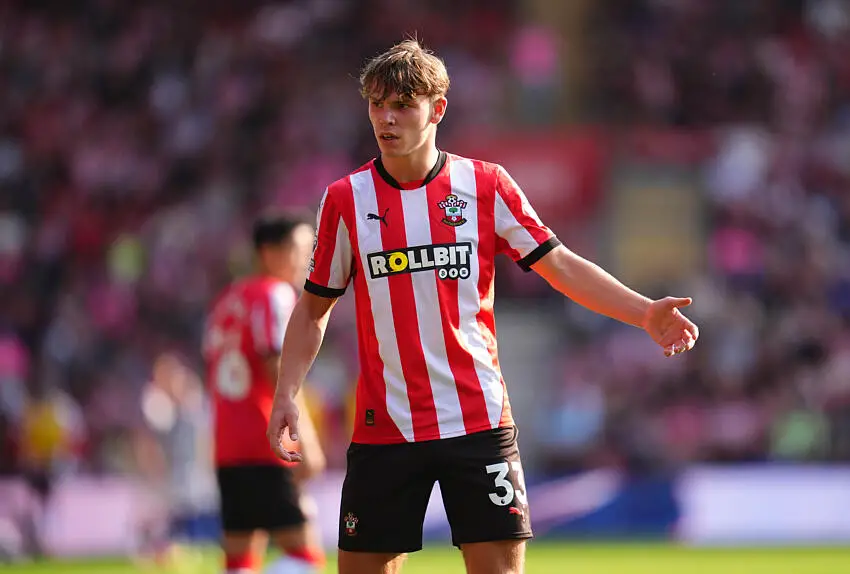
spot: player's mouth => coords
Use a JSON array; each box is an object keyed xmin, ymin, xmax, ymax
[{"xmin": 379, "ymin": 132, "xmax": 399, "ymax": 142}]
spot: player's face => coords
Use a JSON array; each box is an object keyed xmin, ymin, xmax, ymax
[
  {"xmin": 368, "ymin": 91, "xmax": 446, "ymax": 158},
  {"xmin": 260, "ymin": 224, "xmax": 315, "ymax": 284},
  {"xmin": 287, "ymin": 223, "xmax": 315, "ymax": 284}
]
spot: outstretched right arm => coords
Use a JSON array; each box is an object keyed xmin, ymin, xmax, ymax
[{"xmin": 267, "ymin": 291, "xmax": 337, "ymax": 462}]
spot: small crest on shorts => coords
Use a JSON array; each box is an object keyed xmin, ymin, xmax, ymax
[
  {"xmin": 438, "ymin": 194, "xmax": 467, "ymax": 227},
  {"xmin": 344, "ymin": 512, "xmax": 359, "ymax": 536}
]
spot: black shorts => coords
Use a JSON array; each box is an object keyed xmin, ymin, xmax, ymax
[
  {"xmin": 338, "ymin": 426, "xmax": 532, "ymax": 553},
  {"xmin": 216, "ymin": 464, "xmax": 306, "ymax": 533}
]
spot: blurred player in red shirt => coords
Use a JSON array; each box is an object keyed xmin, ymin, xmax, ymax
[{"xmin": 203, "ymin": 213, "xmax": 326, "ymax": 574}]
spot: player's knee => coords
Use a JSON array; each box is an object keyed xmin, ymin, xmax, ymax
[{"xmin": 461, "ymin": 540, "xmax": 526, "ymax": 574}]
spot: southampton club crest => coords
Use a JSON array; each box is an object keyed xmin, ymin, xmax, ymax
[
  {"xmin": 344, "ymin": 512, "xmax": 359, "ymax": 536},
  {"xmin": 438, "ymin": 194, "xmax": 467, "ymax": 227}
]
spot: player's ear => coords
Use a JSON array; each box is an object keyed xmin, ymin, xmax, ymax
[{"xmin": 431, "ymin": 96, "xmax": 447, "ymax": 125}]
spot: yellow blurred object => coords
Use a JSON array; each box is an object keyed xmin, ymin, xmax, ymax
[
  {"xmin": 297, "ymin": 384, "xmax": 329, "ymax": 446},
  {"xmin": 20, "ymin": 401, "xmax": 66, "ymax": 465},
  {"xmin": 108, "ymin": 234, "xmax": 146, "ymax": 284}
]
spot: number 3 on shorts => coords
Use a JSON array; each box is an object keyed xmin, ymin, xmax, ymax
[{"xmin": 485, "ymin": 461, "xmax": 528, "ymax": 506}]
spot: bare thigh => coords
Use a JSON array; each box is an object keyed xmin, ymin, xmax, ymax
[
  {"xmin": 461, "ymin": 540, "xmax": 526, "ymax": 574},
  {"xmin": 338, "ymin": 550, "xmax": 408, "ymax": 574}
]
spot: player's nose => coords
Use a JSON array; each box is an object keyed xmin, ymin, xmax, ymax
[{"xmin": 377, "ymin": 109, "xmax": 395, "ymax": 125}]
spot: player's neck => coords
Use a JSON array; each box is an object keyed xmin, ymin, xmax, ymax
[{"xmin": 380, "ymin": 145, "xmax": 440, "ymax": 185}]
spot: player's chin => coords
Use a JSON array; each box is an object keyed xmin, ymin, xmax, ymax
[{"xmin": 376, "ymin": 138, "xmax": 405, "ymax": 156}]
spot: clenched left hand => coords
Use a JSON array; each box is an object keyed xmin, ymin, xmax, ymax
[{"xmin": 642, "ymin": 297, "xmax": 699, "ymax": 357}]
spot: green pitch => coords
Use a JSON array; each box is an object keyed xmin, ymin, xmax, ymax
[{"xmin": 5, "ymin": 542, "xmax": 850, "ymax": 574}]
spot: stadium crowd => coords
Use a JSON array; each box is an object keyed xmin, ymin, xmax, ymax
[
  {"xmin": 539, "ymin": 0, "xmax": 850, "ymax": 473},
  {"xmin": 1, "ymin": 0, "xmax": 850, "ymax": 493}
]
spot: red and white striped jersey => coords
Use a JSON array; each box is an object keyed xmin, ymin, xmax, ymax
[{"xmin": 306, "ymin": 151, "xmax": 559, "ymax": 444}]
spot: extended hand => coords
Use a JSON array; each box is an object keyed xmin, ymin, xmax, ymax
[
  {"xmin": 267, "ymin": 397, "xmax": 304, "ymax": 463},
  {"xmin": 642, "ymin": 297, "xmax": 699, "ymax": 357}
]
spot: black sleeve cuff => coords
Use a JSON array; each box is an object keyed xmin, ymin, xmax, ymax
[
  {"xmin": 304, "ymin": 279, "xmax": 346, "ymax": 298},
  {"xmin": 516, "ymin": 236, "xmax": 561, "ymax": 272}
]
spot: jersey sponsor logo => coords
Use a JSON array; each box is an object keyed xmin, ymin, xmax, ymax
[
  {"xmin": 438, "ymin": 193, "xmax": 467, "ymax": 227},
  {"xmin": 367, "ymin": 242, "xmax": 472, "ymax": 280}
]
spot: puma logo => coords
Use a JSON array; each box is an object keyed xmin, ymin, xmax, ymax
[{"xmin": 367, "ymin": 208, "xmax": 389, "ymax": 227}]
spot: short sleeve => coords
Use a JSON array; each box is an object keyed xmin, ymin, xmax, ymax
[
  {"xmin": 253, "ymin": 283, "xmax": 297, "ymax": 355},
  {"xmin": 304, "ymin": 188, "xmax": 353, "ymax": 297},
  {"xmin": 494, "ymin": 165, "xmax": 561, "ymax": 271}
]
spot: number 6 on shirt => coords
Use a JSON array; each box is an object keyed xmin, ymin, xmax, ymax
[{"xmin": 485, "ymin": 461, "xmax": 528, "ymax": 506}]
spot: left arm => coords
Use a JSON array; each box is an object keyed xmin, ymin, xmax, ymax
[
  {"xmin": 493, "ymin": 163, "xmax": 698, "ymax": 356},
  {"xmin": 531, "ymin": 244, "xmax": 650, "ymax": 328},
  {"xmin": 532, "ymin": 245, "xmax": 698, "ymax": 356}
]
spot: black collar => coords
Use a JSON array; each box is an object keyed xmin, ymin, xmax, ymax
[{"xmin": 374, "ymin": 150, "xmax": 447, "ymax": 189}]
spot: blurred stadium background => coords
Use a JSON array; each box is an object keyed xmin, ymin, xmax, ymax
[{"xmin": 2, "ymin": 0, "xmax": 850, "ymax": 571}]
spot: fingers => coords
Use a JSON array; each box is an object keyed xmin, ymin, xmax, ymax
[
  {"xmin": 268, "ymin": 426, "xmax": 289, "ymax": 461},
  {"xmin": 269, "ymin": 426, "xmax": 304, "ymax": 463},
  {"xmin": 281, "ymin": 448, "xmax": 304, "ymax": 463},
  {"xmin": 686, "ymin": 321, "xmax": 699, "ymax": 341},
  {"xmin": 645, "ymin": 299, "xmax": 694, "ymax": 340},
  {"xmin": 286, "ymin": 412, "xmax": 299, "ymax": 442},
  {"xmin": 664, "ymin": 333, "xmax": 696, "ymax": 357},
  {"xmin": 658, "ymin": 324, "xmax": 686, "ymax": 349},
  {"xmin": 267, "ymin": 405, "xmax": 304, "ymax": 463},
  {"xmin": 664, "ymin": 296, "xmax": 693, "ymax": 310},
  {"xmin": 663, "ymin": 343, "xmax": 686, "ymax": 357}
]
